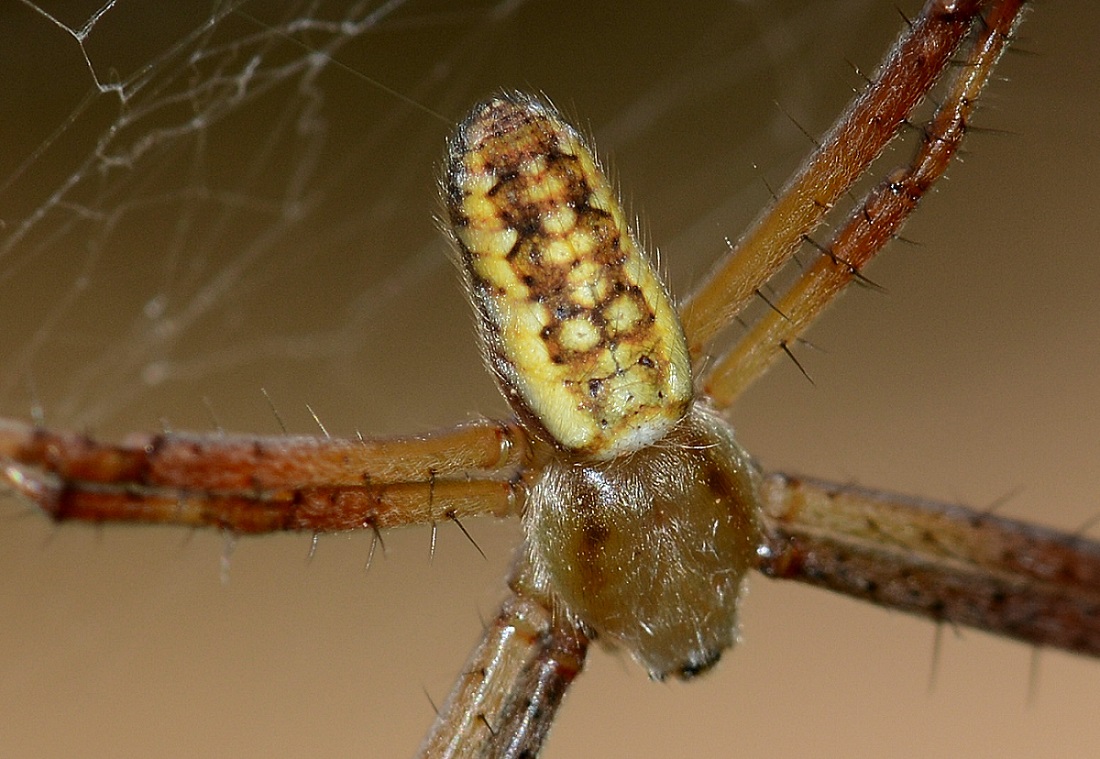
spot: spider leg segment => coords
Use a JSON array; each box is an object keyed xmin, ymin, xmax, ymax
[
  {"xmin": 419, "ymin": 562, "xmax": 589, "ymax": 759},
  {"xmin": 679, "ymin": 0, "xmax": 1020, "ymax": 377},
  {"xmin": 0, "ymin": 418, "xmax": 532, "ymax": 532},
  {"xmin": 702, "ymin": 0, "xmax": 1027, "ymax": 406},
  {"xmin": 759, "ymin": 474, "xmax": 1100, "ymax": 657}
]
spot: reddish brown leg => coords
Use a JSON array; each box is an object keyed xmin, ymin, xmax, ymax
[
  {"xmin": 758, "ymin": 473, "xmax": 1100, "ymax": 657},
  {"xmin": 418, "ymin": 559, "xmax": 589, "ymax": 759},
  {"xmin": 680, "ymin": 0, "xmax": 1000, "ymax": 366},
  {"xmin": 703, "ymin": 0, "xmax": 1027, "ymax": 405},
  {"xmin": 1, "ymin": 418, "xmax": 533, "ymax": 532}
]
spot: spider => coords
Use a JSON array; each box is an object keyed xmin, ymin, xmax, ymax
[{"xmin": 1, "ymin": 1, "xmax": 1098, "ymax": 757}]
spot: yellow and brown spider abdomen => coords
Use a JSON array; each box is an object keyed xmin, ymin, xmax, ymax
[{"xmin": 444, "ymin": 93, "xmax": 692, "ymax": 460}]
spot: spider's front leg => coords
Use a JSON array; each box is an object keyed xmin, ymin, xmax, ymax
[
  {"xmin": 700, "ymin": 0, "xmax": 1026, "ymax": 404},
  {"xmin": 0, "ymin": 418, "xmax": 531, "ymax": 532}
]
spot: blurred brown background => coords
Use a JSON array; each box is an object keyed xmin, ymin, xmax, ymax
[{"xmin": 1, "ymin": 1, "xmax": 1098, "ymax": 756}]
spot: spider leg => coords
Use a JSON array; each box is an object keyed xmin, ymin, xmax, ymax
[
  {"xmin": 0, "ymin": 418, "xmax": 533, "ymax": 532},
  {"xmin": 679, "ymin": 0, "xmax": 1008, "ymax": 369},
  {"xmin": 758, "ymin": 473, "xmax": 1100, "ymax": 658},
  {"xmin": 702, "ymin": 0, "xmax": 1026, "ymax": 406},
  {"xmin": 418, "ymin": 558, "xmax": 589, "ymax": 759}
]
